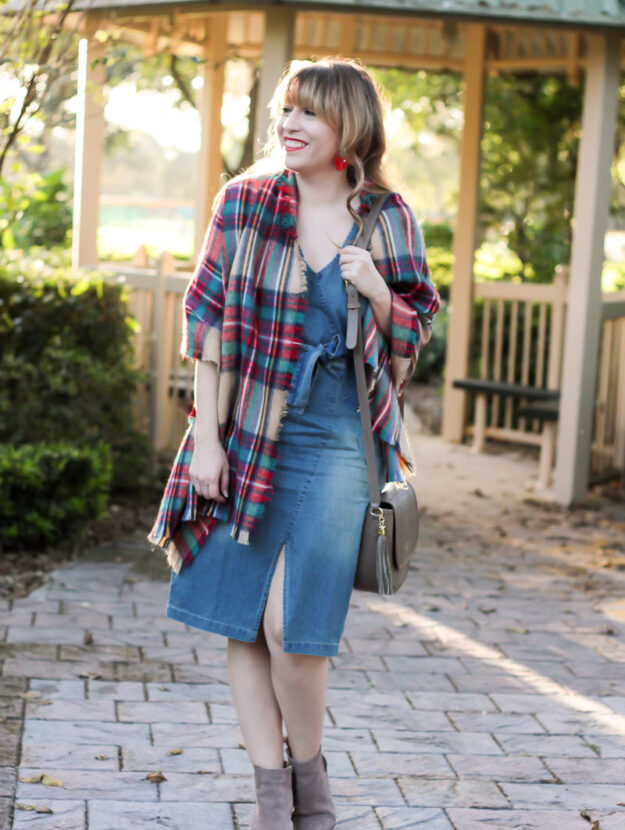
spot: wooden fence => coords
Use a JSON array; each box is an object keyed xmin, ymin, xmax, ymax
[
  {"xmin": 108, "ymin": 257, "xmax": 625, "ymax": 483},
  {"xmin": 469, "ymin": 266, "xmax": 568, "ymax": 450},
  {"xmin": 592, "ymin": 291, "xmax": 625, "ymax": 482},
  {"xmin": 108, "ymin": 254, "xmax": 194, "ymax": 459},
  {"xmin": 465, "ymin": 267, "xmax": 625, "ymax": 484}
]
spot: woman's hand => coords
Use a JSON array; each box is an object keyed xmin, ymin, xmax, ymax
[
  {"xmin": 339, "ymin": 245, "xmax": 387, "ymax": 302},
  {"xmin": 189, "ymin": 436, "xmax": 229, "ymax": 502},
  {"xmin": 339, "ymin": 245, "xmax": 392, "ymax": 339}
]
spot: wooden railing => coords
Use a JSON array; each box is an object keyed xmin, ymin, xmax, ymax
[
  {"xmin": 468, "ymin": 266, "xmax": 568, "ymax": 450},
  {"xmin": 464, "ymin": 270, "xmax": 625, "ymax": 485},
  {"xmin": 591, "ymin": 291, "xmax": 625, "ymax": 482},
  {"xmin": 107, "ymin": 254, "xmax": 194, "ymax": 458}
]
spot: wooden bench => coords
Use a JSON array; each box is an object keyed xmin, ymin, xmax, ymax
[
  {"xmin": 516, "ymin": 400, "xmax": 559, "ymax": 422},
  {"xmin": 452, "ymin": 378, "xmax": 561, "ymax": 486}
]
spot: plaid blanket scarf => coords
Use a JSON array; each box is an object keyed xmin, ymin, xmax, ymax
[{"xmin": 148, "ymin": 170, "xmax": 441, "ymax": 573}]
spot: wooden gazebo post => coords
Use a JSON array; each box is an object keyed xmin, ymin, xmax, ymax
[
  {"xmin": 441, "ymin": 23, "xmax": 487, "ymax": 443},
  {"xmin": 71, "ymin": 28, "xmax": 104, "ymax": 270},
  {"xmin": 253, "ymin": 9, "xmax": 295, "ymax": 157},
  {"xmin": 194, "ymin": 15, "xmax": 228, "ymax": 256},
  {"xmin": 554, "ymin": 31, "xmax": 621, "ymax": 504}
]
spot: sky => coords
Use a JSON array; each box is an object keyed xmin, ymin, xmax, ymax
[
  {"xmin": 105, "ymin": 85, "xmax": 201, "ymax": 154},
  {"xmin": 0, "ymin": 73, "xmax": 245, "ymax": 156},
  {"xmin": 103, "ymin": 81, "xmax": 251, "ymax": 155}
]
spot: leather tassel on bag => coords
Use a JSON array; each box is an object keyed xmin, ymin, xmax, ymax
[{"xmin": 375, "ymin": 530, "xmax": 393, "ymax": 595}]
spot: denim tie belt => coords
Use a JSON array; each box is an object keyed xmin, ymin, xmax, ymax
[{"xmin": 287, "ymin": 333, "xmax": 347, "ymax": 412}]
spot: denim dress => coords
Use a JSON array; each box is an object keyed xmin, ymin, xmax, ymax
[{"xmin": 166, "ymin": 223, "xmax": 385, "ymax": 657}]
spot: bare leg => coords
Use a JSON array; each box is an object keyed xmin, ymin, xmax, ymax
[
  {"xmin": 262, "ymin": 546, "xmax": 329, "ymax": 762},
  {"xmin": 226, "ymin": 629, "xmax": 285, "ymax": 769}
]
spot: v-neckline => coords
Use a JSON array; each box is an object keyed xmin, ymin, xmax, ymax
[{"xmin": 298, "ymin": 220, "xmax": 357, "ymax": 276}]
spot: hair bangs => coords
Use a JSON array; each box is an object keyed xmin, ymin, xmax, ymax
[{"xmin": 283, "ymin": 67, "xmax": 340, "ymax": 130}]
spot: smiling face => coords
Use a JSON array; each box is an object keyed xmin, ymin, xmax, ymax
[
  {"xmin": 276, "ymin": 101, "xmax": 342, "ymax": 175},
  {"xmin": 268, "ymin": 60, "xmax": 390, "ymax": 194}
]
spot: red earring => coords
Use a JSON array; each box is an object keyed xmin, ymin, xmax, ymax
[{"xmin": 333, "ymin": 155, "xmax": 349, "ymax": 171}]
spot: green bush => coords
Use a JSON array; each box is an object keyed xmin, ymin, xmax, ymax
[
  {"xmin": 425, "ymin": 246, "xmax": 453, "ymax": 303},
  {"xmin": 0, "ymin": 442, "xmax": 112, "ymax": 550},
  {"xmin": 422, "ymin": 222, "xmax": 454, "ymax": 303},
  {"xmin": 421, "ymin": 221, "xmax": 453, "ymax": 251},
  {"xmin": 0, "ymin": 248, "xmax": 150, "ymax": 491},
  {"xmin": 0, "ymin": 168, "xmax": 72, "ymax": 250},
  {"xmin": 413, "ymin": 305, "xmax": 448, "ymax": 383}
]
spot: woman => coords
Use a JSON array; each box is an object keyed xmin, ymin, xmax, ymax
[{"xmin": 149, "ymin": 57, "xmax": 440, "ymax": 829}]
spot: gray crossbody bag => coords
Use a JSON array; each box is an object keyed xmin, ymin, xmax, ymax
[{"xmin": 345, "ymin": 193, "xmax": 419, "ymax": 595}]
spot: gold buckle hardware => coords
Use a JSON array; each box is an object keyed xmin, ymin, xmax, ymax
[{"xmin": 370, "ymin": 505, "xmax": 386, "ymax": 536}]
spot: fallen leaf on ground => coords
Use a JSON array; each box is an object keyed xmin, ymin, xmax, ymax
[
  {"xmin": 146, "ymin": 771, "xmax": 166, "ymax": 783},
  {"xmin": 579, "ymin": 808, "xmax": 600, "ymax": 829},
  {"xmin": 16, "ymin": 804, "xmax": 54, "ymax": 813},
  {"xmin": 169, "ymin": 748, "xmax": 183, "ymax": 755},
  {"xmin": 18, "ymin": 773, "xmax": 64, "ymax": 787}
]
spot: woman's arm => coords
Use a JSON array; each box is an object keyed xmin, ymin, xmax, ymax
[
  {"xmin": 367, "ymin": 194, "xmax": 441, "ymax": 391},
  {"xmin": 368, "ymin": 279, "xmax": 392, "ymax": 340},
  {"xmin": 189, "ymin": 360, "xmax": 229, "ymax": 503}
]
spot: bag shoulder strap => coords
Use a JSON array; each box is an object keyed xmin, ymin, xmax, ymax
[
  {"xmin": 345, "ymin": 194, "xmax": 389, "ymax": 350},
  {"xmin": 345, "ymin": 193, "xmax": 390, "ymax": 507}
]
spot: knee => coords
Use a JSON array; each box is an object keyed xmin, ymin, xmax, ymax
[
  {"xmin": 263, "ymin": 614, "xmax": 284, "ymax": 657},
  {"xmin": 263, "ymin": 617, "xmax": 313, "ymax": 671}
]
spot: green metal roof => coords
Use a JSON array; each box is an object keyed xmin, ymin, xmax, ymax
[
  {"xmin": 447, "ymin": 0, "xmax": 622, "ymax": 15},
  {"xmin": 288, "ymin": 0, "xmax": 625, "ymax": 28},
  {"xmin": 5, "ymin": 0, "xmax": 625, "ymax": 28}
]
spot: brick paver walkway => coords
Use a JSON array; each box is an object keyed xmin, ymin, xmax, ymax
[{"xmin": 1, "ymin": 434, "xmax": 625, "ymax": 829}]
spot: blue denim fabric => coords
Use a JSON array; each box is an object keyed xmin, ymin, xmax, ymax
[{"xmin": 166, "ymin": 228, "xmax": 384, "ymax": 656}]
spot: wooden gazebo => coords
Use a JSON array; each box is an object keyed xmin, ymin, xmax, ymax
[{"xmin": 65, "ymin": 0, "xmax": 625, "ymax": 505}]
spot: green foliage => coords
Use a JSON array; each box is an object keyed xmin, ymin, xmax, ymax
[
  {"xmin": 0, "ymin": 442, "xmax": 112, "ymax": 550},
  {"xmin": 0, "ymin": 249, "xmax": 150, "ymax": 491},
  {"xmin": 603, "ymin": 261, "xmax": 625, "ymax": 293},
  {"xmin": 474, "ymin": 242, "xmax": 525, "ymax": 283},
  {"xmin": 0, "ymin": 166, "xmax": 72, "ymax": 250},
  {"xmin": 421, "ymin": 221, "xmax": 453, "ymax": 250},
  {"xmin": 103, "ymin": 44, "xmax": 201, "ymax": 107},
  {"xmin": 419, "ymin": 224, "xmax": 453, "ymax": 306},
  {"xmin": 423, "ymin": 246, "xmax": 453, "ymax": 303},
  {"xmin": 0, "ymin": 0, "xmax": 78, "ymax": 179},
  {"xmin": 481, "ymin": 74, "xmax": 582, "ymax": 282},
  {"xmin": 373, "ymin": 68, "xmax": 463, "ymax": 140},
  {"xmin": 374, "ymin": 69, "xmax": 590, "ymax": 285}
]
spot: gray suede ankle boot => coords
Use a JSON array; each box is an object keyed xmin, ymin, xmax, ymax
[
  {"xmin": 288, "ymin": 747, "xmax": 336, "ymax": 830},
  {"xmin": 249, "ymin": 762, "xmax": 294, "ymax": 829}
]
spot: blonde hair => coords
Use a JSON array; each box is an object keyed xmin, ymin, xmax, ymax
[{"xmin": 241, "ymin": 57, "xmax": 394, "ymax": 234}]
